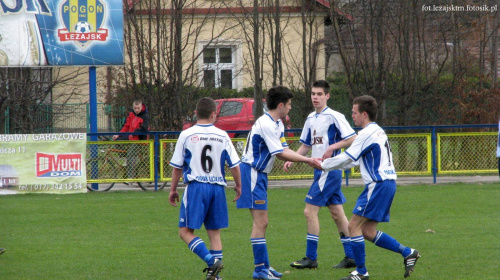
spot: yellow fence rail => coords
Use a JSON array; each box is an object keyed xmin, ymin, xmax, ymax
[
  {"xmin": 437, "ymin": 132, "xmax": 497, "ymax": 174},
  {"xmin": 86, "ymin": 140, "xmax": 154, "ymax": 183},
  {"xmin": 160, "ymin": 134, "xmax": 434, "ymax": 181},
  {"xmin": 350, "ymin": 134, "xmax": 432, "ymax": 176},
  {"xmin": 86, "ymin": 130, "xmax": 498, "ymax": 184}
]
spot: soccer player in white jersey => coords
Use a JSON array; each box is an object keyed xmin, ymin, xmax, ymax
[
  {"xmin": 285, "ymin": 80, "xmax": 356, "ymax": 270},
  {"xmin": 319, "ymin": 95, "xmax": 421, "ymax": 280},
  {"xmin": 236, "ymin": 85, "xmax": 322, "ymax": 280},
  {"xmin": 169, "ymin": 97, "xmax": 242, "ymax": 280},
  {"xmin": 0, "ymin": 0, "xmax": 47, "ymax": 66}
]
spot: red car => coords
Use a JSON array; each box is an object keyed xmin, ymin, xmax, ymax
[{"xmin": 183, "ymin": 98, "xmax": 292, "ymax": 138}]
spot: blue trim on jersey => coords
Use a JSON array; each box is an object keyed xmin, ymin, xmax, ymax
[
  {"xmin": 265, "ymin": 113, "xmax": 276, "ymax": 122},
  {"xmin": 271, "ymin": 149, "xmax": 284, "ymax": 155},
  {"xmin": 343, "ymin": 132, "xmax": 356, "ymax": 140},
  {"xmin": 366, "ymin": 122, "xmax": 377, "ymax": 128},
  {"xmin": 252, "ymin": 134, "xmax": 269, "ymax": 170},
  {"xmin": 300, "ymin": 127, "xmax": 312, "ymax": 147},
  {"xmin": 220, "ymin": 150, "xmax": 228, "ymax": 179},
  {"xmin": 183, "ymin": 149, "xmax": 193, "ymax": 183},
  {"xmin": 328, "ymin": 123, "xmax": 344, "ymax": 157},
  {"xmin": 345, "ymin": 151, "xmax": 356, "ymax": 161},
  {"xmin": 195, "ymin": 124, "xmax": 214, "ymax": 127},
  {"xmin": 228, "ymin": 160, "xmax": 241, "ymax": 169},
  {"xmin": 250, "ymin": 134, "xmax": 283, "ymax": 171},
  {"xmin": 345, "ymin": 126, "xmax": 380, "ymax": 161},
  {"xmin": 170, "ymin": 162, "xmax": 183, "ymax": 169},
  {"xmin": 362, "ymin": 143, "xmax": 382, "ymax": 182}
]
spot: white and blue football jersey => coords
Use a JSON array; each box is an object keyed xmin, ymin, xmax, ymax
[
  {"xmin": 241, "ymin": 113, "xmax": 288, "ymax": 173},
  {"xmin": 300, "ymin": 107, "xmax": 356, "ymax": 158},
  {"xmin": 170, "ymin": 124, "xmax": 240, "ymax": 186},
  {"xmin": 322, "ymin": 122, "xmax": 397, "ymax": 185}
]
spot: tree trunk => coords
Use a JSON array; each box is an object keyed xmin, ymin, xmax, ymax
[{"xmin": 253, "ymin": 0, "xmax": 264, "ymax": 119}]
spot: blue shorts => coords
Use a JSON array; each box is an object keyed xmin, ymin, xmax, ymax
[
  {"xmin": 305, "ymin": 169, "xmax": 346, "ymax": 206},
  {"xmin": 178, "ymin": 181, "xmax": 228, "ymax": 230},
  {"xmin": 236, "ymin": 162, "xmax": 269, "ymax": 210},
  {"xmin": 352, "ymin": 180, "xmax": 396, "ymax": 222}
]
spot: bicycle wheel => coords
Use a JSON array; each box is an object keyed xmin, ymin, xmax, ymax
[
  {"xmin": 87, "ymin": 183, "xmax": 115, "ymax": 192},
  {"xmin": 86, "ymin": 158, "xmax": 117, "ymax": 192},
  {"xmin": 137, "ymin": 181, "xmax": 168, "ymax": 191}
]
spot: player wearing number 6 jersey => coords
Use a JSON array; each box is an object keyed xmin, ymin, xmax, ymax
[
  {"xmin": 319, "ymin": 95, "xmax": 421, "ymax": 280},
  {"xmin": 169, "ymin": 97, "xmax": 242, "ymax": 280}
]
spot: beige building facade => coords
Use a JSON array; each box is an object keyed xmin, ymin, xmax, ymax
[{"xmin": 52, "ymin": 0, "xmax": 331, "ymax": 131}]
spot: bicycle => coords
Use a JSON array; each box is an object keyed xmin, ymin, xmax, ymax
[{"xmin": 86, "ymin": 136, "xmax": 167, "ymax": 191}]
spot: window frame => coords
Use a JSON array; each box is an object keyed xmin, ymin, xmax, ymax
[{"xmin": 198, "ymin": 40, "xmax": 242, "ymax": 90}]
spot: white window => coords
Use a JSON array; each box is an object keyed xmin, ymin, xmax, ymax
[
  {"xmin": 39, "ymin": 157, "xmax": 49, "ymax": 172},
  {"xmin": 199, "ymin": 40, "xmax": 242, "ymax": 90}
]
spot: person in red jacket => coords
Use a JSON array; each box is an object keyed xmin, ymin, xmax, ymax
[
  {"xmin": 113, "ymin": 100, "xmax": 150, "ymax": 140},
  {"xmin": 113, "ymin": 100, "xmax": 150, "ymax": 179}
]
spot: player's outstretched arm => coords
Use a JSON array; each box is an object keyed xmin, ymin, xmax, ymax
[
  {"xmin": 321, "ymin": 153, "xmax": 357, "ymax": 171},
  {"xmin": 283, "ymin": 144, "xmax": 311, "ymax": 172},
  {"xmin": 322, "ymin": 135, "xmax": 357, "ymax": 160},
  {"xmin": 229, "ymin": 165, "xmax": 242, "ymax": 202},
  {"xmin": 277, "ymin": 148, "xmax": 321, "ymax": 169},
  {"xmin": 169, "ymin": 167, "xmax": 183, "ymax": 207}
]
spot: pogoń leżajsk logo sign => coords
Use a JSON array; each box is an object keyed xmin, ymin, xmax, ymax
[
  {"xmin": 36, "ymin": 152, "xmax": 83, "ymax": 178},
  {"xmin": 57, "ymin": 0, "xmax": 107, "ymax": 49}
]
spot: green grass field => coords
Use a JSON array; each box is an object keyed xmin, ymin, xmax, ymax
[{"xmin": 1, "ymin": 182, "xmax": 499, "ymax": 279}]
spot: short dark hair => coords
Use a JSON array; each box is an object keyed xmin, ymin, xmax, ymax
[
  {"xmin": 133, "ymin": 100, "xmax": 143, "ymax": 106},
  {"xmin": 312, "ymin": 80, "xmax": 330, "ymax": 94},
  {"xmin": 353, "ymin": 95, "xmax": 378, "ymax": 121},
  {"xmin": 196, "ymin": 97, "xmax": 217, "ymax": 119},
  {"xmin": 266, "ymin": 85, "xmax": 294, "ymax": 110}
]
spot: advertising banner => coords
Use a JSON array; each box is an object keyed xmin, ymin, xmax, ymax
[
  {"xmin": 0, "ymin": 0, "xmax": 124, "ymax": 66},
  {"xmin": 0, "ymin": 133, "xmax": 87, "ymax": 194}
]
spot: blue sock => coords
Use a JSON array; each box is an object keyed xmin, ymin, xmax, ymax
[
  {"xmin": 188, "ymin": 237, "xmax": 214, "ymax": 266},
  {"xmin": 351, "ymin": 235, "xmax": 367, "ymax": 274},
  {"xmin": 372, "ymin": 231, "xmax": 411, "ymax": 257},
  {"xmin": 251, "ymin": 238, "xmax": 269, "ymax": 272},
  {"xmin": 340, "ymin": 236, "xmax": 355, "ymax": 259},
  {"xmin": 306, "ymin": 233, "xmax": 319, "ymax": 261},
  {"xmin": 210, "ymin": 250, "xmax": 223, "ymax": 261}
]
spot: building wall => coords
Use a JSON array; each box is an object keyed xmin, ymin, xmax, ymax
[{"xmin": 51, "ymin": 0, "xmax": 328, "ymax": 130}]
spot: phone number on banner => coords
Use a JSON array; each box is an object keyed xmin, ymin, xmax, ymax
[{"xmin": 18, "ymin": 183, "xmax": 84, "ymax": 191}]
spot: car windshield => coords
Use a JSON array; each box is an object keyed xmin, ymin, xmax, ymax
[{"xmin": 189, "ymin": 100, "xmax": 267, "ymax": 122}]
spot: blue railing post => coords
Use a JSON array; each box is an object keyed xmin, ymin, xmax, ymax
[
  {"xmin": 431, "ymin": 126, "xmax": 437, "ymax": 184},
  {"xmin": 344, "ymin": 169, "xmax": 350, "ymax": 186},
  {"xmin": 154, "ymin": 132, "xmax": 159, "ymax": 191},
  {"xmin": 89, "ymin": 67, "xmax": 98, "ymax": 190}
]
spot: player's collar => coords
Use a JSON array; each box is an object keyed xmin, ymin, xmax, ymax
[
  {"xmin": 195, "ymin": 124, "xmax": 214, "ymax": 127},
  {"xmin": 315, "ymin": 106, "xmax": 328, "ymax": 115},
  {"xmin": 265, "ymin": 113, "xmax": 277, "ymax": 122},
  {"xmin": 364, "ymin": 122, "xmax": 377, "ymax": 128}
]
